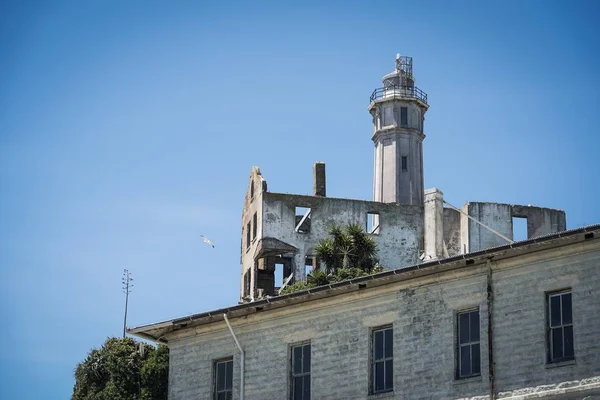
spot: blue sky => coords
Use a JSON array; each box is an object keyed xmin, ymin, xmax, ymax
[{"xmin": 1, "ymin": 1, "xmax": 599, "ymax": 398}]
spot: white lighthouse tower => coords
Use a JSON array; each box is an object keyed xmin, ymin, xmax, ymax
[{"xmin": 369, "ymin": 54, "xmax": 429, "ymax": 205}]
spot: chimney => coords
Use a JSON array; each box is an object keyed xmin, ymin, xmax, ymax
[
  {"xmin": 424, "ymin": 188, "xmax": 444, "ymax": 260},
  {"xmin": 313, "ymin": 162, "xmax": 326, "ymax": 197}
]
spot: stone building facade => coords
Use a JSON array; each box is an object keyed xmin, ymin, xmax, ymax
[
  {"xmin": 130, "ymin": 55, "xmax": 599, "ymax": 399},
  {"xmin": 131, "ymin": 226, "xmax": 600, "ymax": 399},
  {"xmin": 238, "ymin": 55, "xmax": 565, "ymax": 302}
]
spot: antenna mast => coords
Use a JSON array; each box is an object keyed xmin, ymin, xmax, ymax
[{"xmin": 122, "ymin": 269, "xmax": 133, "ymax": 338}]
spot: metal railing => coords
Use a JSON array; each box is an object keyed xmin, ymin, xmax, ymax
[{"xmin": 370, "ymin": 85, "xmax": 428, "ymax": 105}]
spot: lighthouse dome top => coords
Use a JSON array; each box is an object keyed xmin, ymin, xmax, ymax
[{"xmin": 369, "ymin": 54, "xmax": 428, "ymax": 106}]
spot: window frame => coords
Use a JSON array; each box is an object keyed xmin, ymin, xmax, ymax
[
  {"xmin": 400, "ymin": 107, "xmax": 408, "ymax": 126},
  {"xmin": 213, "ymin": 357, "xmax": 234, "ymax": 400},
  {"xmin": 246, "ymin": 222, "xmax": 251, "ymax": 251},
  {"xmin": 370, "ymin": 325, "xmax": 393, "ymax": 395},
  {"xmin": 289, "ymin": 341, "xmax": 311, "ymax": 400},
  {"xmin": 456, "ymin": 308, "xmax": 481, "ymax": 380},
  {"xmin": 546, "ymin": 289, "xmax": 574, "ymax": 363}
]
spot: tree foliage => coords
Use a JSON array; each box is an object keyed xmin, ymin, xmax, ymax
[
  {"xmin": 281, "ymin": 224, "xmax": 382, "ymax": 294},
  {"xmin": 72, "ymin": 337, "xmax": 169, "ymax": 400},
  {"xmin": 315, "ymin": 223, "xmax": 379, "ymax": 273}
]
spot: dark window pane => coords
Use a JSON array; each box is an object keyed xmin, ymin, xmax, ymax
[
  {"xmin": 225, "ymin": 361, "xmax": 233, "ymax": 389},
  {"xmin": 226, "ymin": 393, "xmax": 232, "ymax": 400},
  {"xmin": 303, "ymin": 375, "xmax": 311, "ymax": 400},
  {"xmin": 564, "ymin": 326, "xmax": 574, "ymax": 358},
  {"xmin": 375, "ymin": 361, "xmax": 385, "ymax": 392},
  {"xmin": 374, "ymin": 331, "xmax": 384, "ymax": 360},
  {"xmin": 294, "ymin": 377, "xmax": 303, "ymax": 399},
  {"xmin": 401, "ymin": 107, "xmax": 408, "ymax": 125},
  {"xmin": 552, "ymin": 328, "xmax": 563, "ymax": 360},
  {"xmin": 562, "ymin": 293, "xmax": 572, "ymax": 325},
  {"xmin": 385, "ymin": 360, "xmax": 393, "ymax": 390},
  {"xmin": 459, "ymin": 313, "xmax": 470, "ymax": 344},
  {"xmin": 294, "ymin": 346, "xmax": 303, "ymax": 374},
  {"xmin": 217, "ymin": 393, "xmax": 225, "ymax": 400},
  {"xmin": 460, "ymin": 346, "xmax": 471, "ymax": 377},
  {"xmin": 384, "ymin": 328, "xmax": 393, "ymax": 358},
  {"xmin": 303, "ymin": 344, "xmax": 311, "ymax": 373},
  {"xmin": 470, "ymin": 311, "xmax": 480, "ymax": 342},
  {"xmin": 217, "ymin": 362, "xmax": 226, "ymax": 390},
  {"xmin": 550, "ymin": 295, "xmax": 561, "ymax": 327},
  {"xmin": 472, "ymin": 344, "xmax": 481, "ymax": 375}
]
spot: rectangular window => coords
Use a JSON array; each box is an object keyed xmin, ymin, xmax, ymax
[
  {"xmin": 457, "ymin": 309, "xmax": 480, "ymax": 379},
  {"xmin": 367, "ymin": 212, "xmax": 380, "ymax": 235},
  {"xmin": 371, "ymin": 326, "xmax": 393, "ymax": 394},
  {"xmin": 401, "ymin": 156, "xmax": 407, "ymax": 171},
  {"xmin": 547, "ymin": 290, "xmax": 574, "ymax": 363},
  {"xmin": 214, "ymin": 358, "xmax": 233, "ymax": 400},
  {"xmin": 400, "ymin": 107, "xmax": 408, "ymax": 126},
  {"xmin": 246, "ymin": 222, "xmax": 251, "ymax": 250},
  {"xmin": 295, "ymin": 207, "xmax": 311, "ymax": 233},
  {"xmin": 252, "ymin": 212, "xmax": 257, "ymax": 240},
  {"xmin": 290, "ymin": 342, "xmax": 311, "ymax": 400}
]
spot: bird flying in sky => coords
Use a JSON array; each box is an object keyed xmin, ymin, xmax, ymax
[{"xmin": 200, "ymin": 235, "xmax": 215, "ymax": 248}]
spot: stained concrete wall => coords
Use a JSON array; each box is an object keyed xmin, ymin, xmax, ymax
[
  {"xmin": 166, "ymin": 238, "xmax": 600, "ymax": 400},
  {"xmin": 261, "ymin": 192, "xmax": 423, "ymax": 281},
  {"xmin": 512, "ymin": 205, "xmax": 567, "ymax": 239},
  {"xmin": 443, "ymin": 207, "xmax": 462, "ymax": 256},
  {"xmin": 462, "ymin": 202, "xmax": 567, "ymax": 253},
  {"xmin": 424, "ymin": 188, "xmax": 444, "ymax": 260},
  {"xmin": 240, "ymin": 167, "xmax": 267, "ymax": 301}
]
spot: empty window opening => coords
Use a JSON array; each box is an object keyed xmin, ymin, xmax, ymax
[
  {"xmin": 512, "ymin": 217, "xmax": 528, "ymax": 242},
  {"xmin": 246, "ymin": 222, "xmax": 251, "ymax": 250},
  {"xmin": 295, "ymin": 207, "xmax": 312, "ymax": 233},
  {"xmin": 367, "ymin": 212, "xmax": 380, "ymax": 235},
  {"xmin": 401, "ymin": 156, "xmax": 407, "ymax": 171},
  {"xmin": 252, "ymin": 212, "xmax": 257, "ymax": 240},
  {"xmin": 243, "ymin": 271, "xmax": 250, "ymax": 297},
  {"xmin": 274, "ymin": 263, "xmax": 285, "ymax": 289},
  {"xmin": 250, "ymin": 181, "xmax": 254, "ymax": 200},
  {"xmin": 400, "ymin": 107, "xmax": 408, "ymax": 126},
  {"xmin": 305, "ymin": 256, "xmax": 316, "ymax": 278}
]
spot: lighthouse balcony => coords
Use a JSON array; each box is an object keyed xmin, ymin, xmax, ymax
[{"xmin": 370, "ymin": 85, "xmax": 428, "ymax": 106}]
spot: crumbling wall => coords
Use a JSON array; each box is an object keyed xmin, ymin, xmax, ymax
[
  {"xmin": 240, "ymin": 167, "xmax": 267, "ymax": 301},
  {"xmin": 462, "ymin": 202, "xmax": 513, "ymax": 253},
  {"xmin": 261, "ymin": 193, "xmax": 423, "ymax": 281},
  {"xmin": 512, "ymin": 205, "xmax": 566, "ymax": 238},
  {"xmin": 443, "ymin": 208, "xmax": 461, "ymax": 256},
  {"xmin": 462, "ymin": 202, "xmax": 567, "ymax": 253}
]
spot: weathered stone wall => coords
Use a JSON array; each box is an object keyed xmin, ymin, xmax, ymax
[
  {"xmin": 240, "ymin": 167, "xmax": 266, "ymax": 300},
  {"xmin": 462, "ymin": 202, "xmax": 567, "ymax": 253},
  {"xmin": 444, "ymin": 207, "xmax": 462, "ymax": 256},
  {"xmin": 261, "ymin": 192, "xmax": 423, "ymax": 280},
  {"xmin": 167, "ymin": 240, "xmax": 600, "ymax": 400}
]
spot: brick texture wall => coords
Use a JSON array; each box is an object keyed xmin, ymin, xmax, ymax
[{"xmin": 167, "ymin": 241, "xmax": 600, "ymax": 399}]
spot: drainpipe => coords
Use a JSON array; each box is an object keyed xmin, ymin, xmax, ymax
[
  {"xmin": 223, "ymin": 313, "xmax": 244, "ymax": 400},
  {"xmin": 487, "ymin": 259, "xmax": 495, "ymax": 400}
]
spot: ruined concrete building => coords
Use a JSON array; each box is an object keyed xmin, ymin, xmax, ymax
[
  {"xmin": 240, "ymin": 55, "xmax": 565, "ymax": 302},
  {"xmin": 130, "ymin": 55, "xmax": 600, "ymax": 400}
]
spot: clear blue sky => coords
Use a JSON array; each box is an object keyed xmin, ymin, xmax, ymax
[{"xmin": 1, "ymin": 1, "xmax": 599, "ymax": 398}]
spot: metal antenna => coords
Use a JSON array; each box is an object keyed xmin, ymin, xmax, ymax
[{"xmin": 122, "ymin": 269, "xmax": 133, "ymax": 338}]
